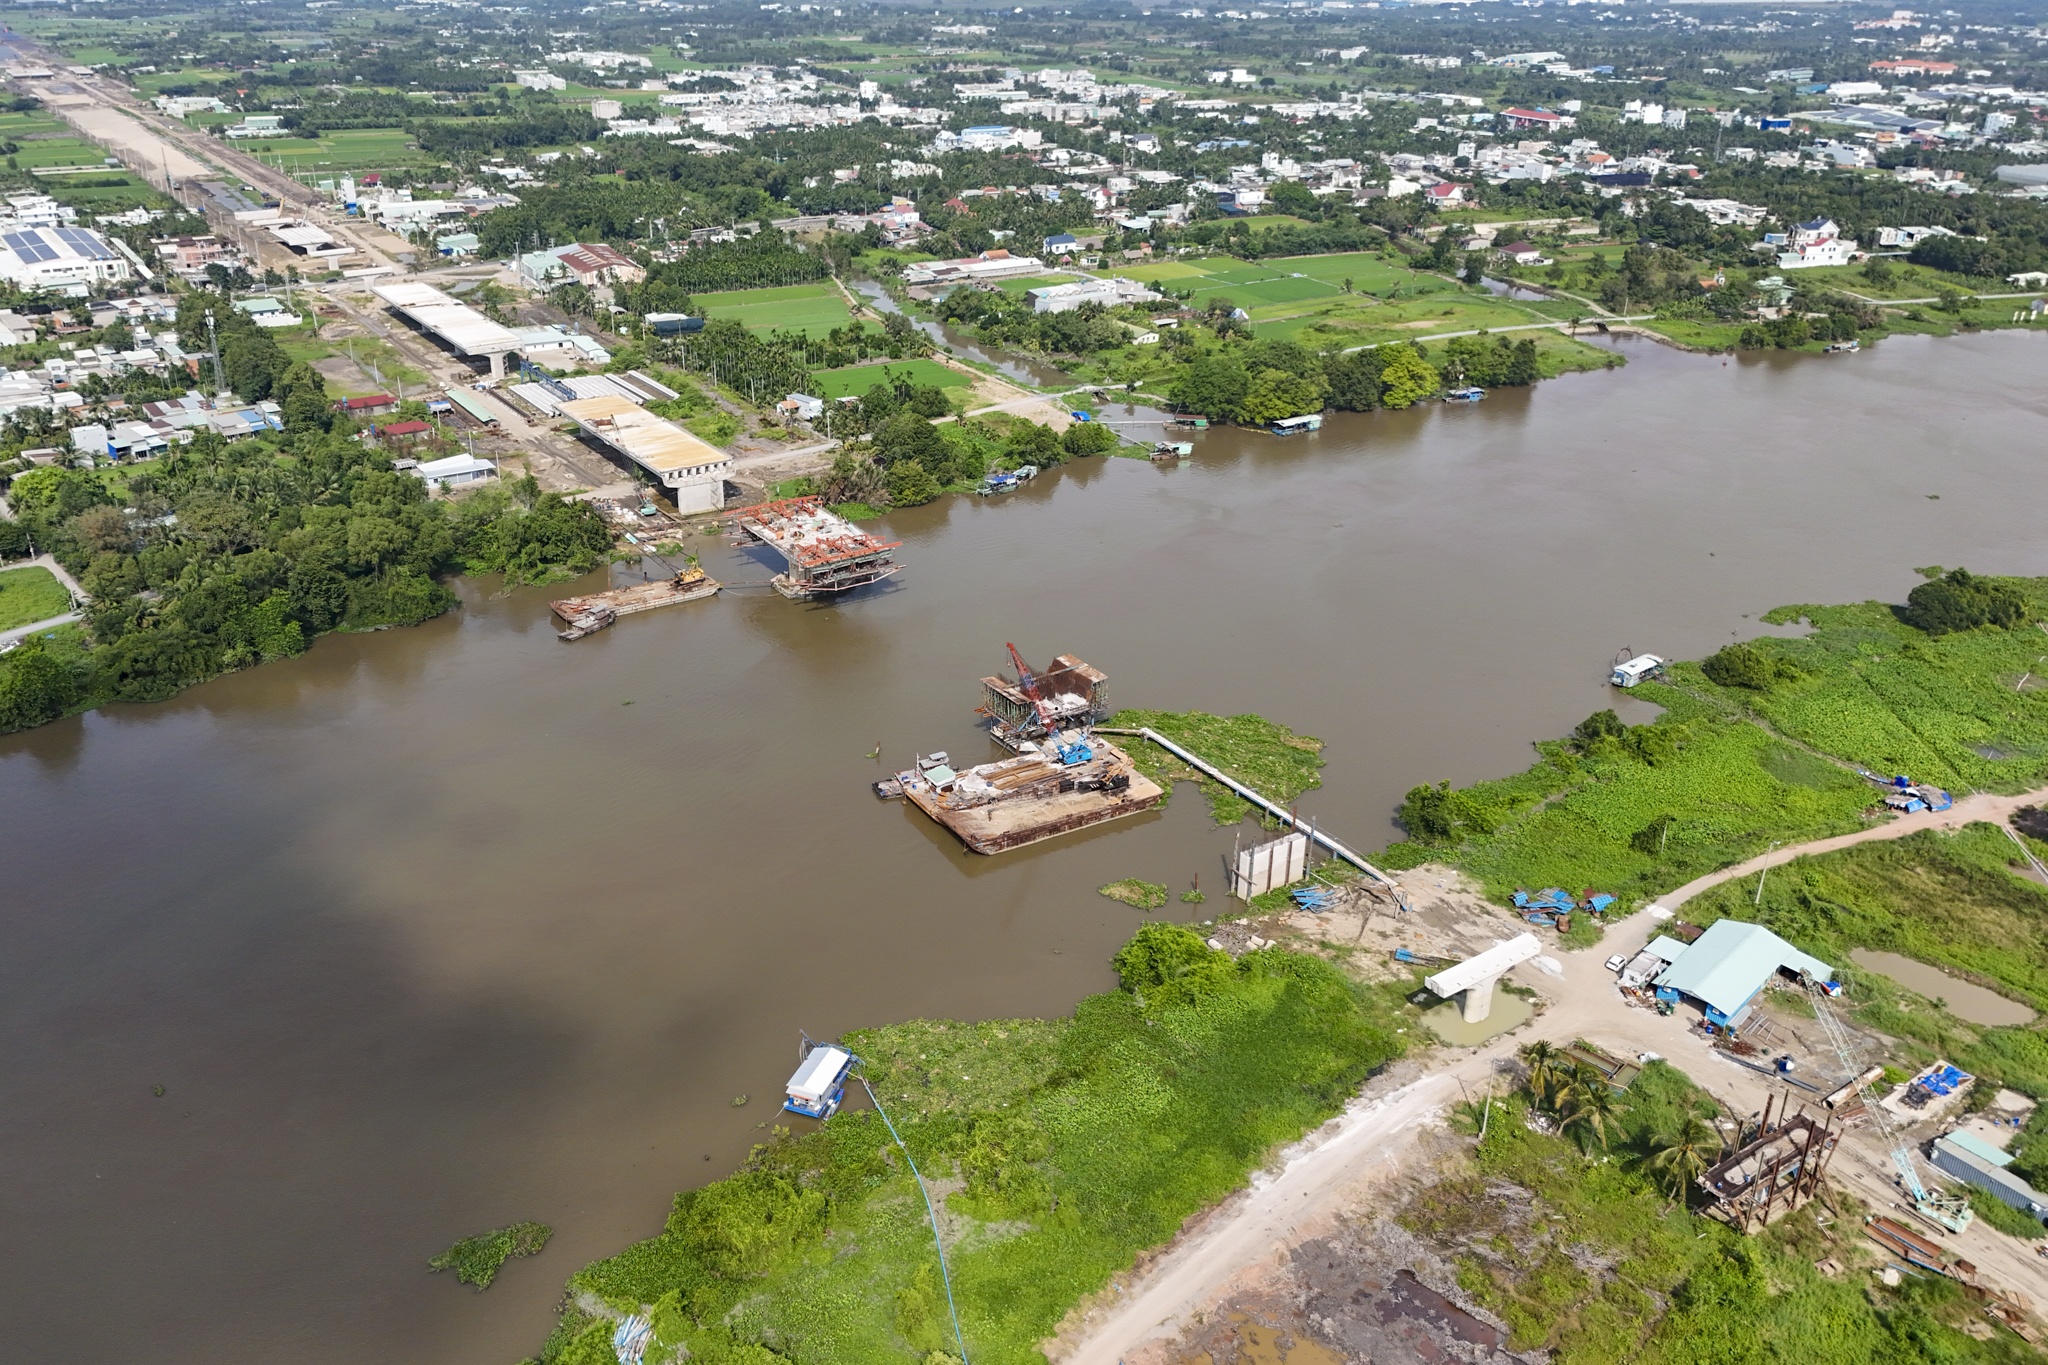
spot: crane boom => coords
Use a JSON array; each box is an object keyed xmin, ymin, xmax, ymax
[
  {"xmin": 1801, "ymin": 973, "xmax": 1972, "ymax": 1229},
  {"xmin": 1004, "ymin": 641, "xmax": 1060, "ymax": 732}
]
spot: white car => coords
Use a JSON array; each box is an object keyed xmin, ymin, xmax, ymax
[{"xmin": 1605, "ymin": 954, "xmax": 1628, "ymax": 973}]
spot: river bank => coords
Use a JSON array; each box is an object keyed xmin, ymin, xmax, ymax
[
  {"xmin": 6, "ymin": 328, "xmax": 2048, "ymax": 1364},
  {"xmin": 528, "ymin": 568, "xmax": 2048, "ymax": 1363}
]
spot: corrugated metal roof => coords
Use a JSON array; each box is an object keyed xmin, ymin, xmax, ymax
[
  {"xmin": 1943, "ymin": 1130, "xmax": 2015, "ymax": 1168},
  {"xmin": 1652, "ymin": 919, "xmax": 1832, "ymax": 1017},
  {"xmin": 558, "ymin": 394, "xmax": 730, "ymax": 476}
]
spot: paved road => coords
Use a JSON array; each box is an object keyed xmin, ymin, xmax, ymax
[{"xmin": 0, "ymin": 612, "xmax": 80, "ymax": 649}]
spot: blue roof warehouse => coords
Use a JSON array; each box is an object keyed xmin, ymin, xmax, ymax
[{"xmin": 1653, "ymin": 919, "xmax": 1834, "ymax": 1029}]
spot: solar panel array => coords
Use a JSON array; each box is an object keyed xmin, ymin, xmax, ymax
[
  {"xmin": 2, "ymin": 227, "xmax": 114, "ymax": 264},
  {"xmin": 54, "ymin": 226, "xmax": 112, "ymax": 260},
  {"xmin": 4, "ymin": 230, "xmax": 57, "ymax": 263}
]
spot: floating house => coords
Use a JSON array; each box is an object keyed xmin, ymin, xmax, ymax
[{"xmin": 784, "ymin": 1044, "xmax": 855, "ymax": 1120}]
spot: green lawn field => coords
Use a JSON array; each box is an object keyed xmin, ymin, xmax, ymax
[
  {"xmin": 237, "ymin": 127, "xmax": 431, "ymax": 173},
  {"xmin": 0, "ymin": 566, "xmax": 73, "ymax": 632},
  {"xmin": 809, "ymin": 358, "xmax": 973, "ymax": 398},
  {"xmin": 693, "ymin": 281, "xmax": 854, "ymax": 337},
  {"xmin": 11, "ymin": 138, "xmax": 116, "ymax": 169}
]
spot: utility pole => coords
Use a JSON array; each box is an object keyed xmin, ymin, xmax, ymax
[
  {"xmin": 204, "ymin": 311, "xmax": 223, "ymax": 397},
  {"xmin": 1754, "ymin": 842, "xmax": 1782, "ymax": 905}
]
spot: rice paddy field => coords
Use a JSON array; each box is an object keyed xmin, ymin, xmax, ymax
[
  {"xmin": 693, "ymin": 281, "xmax": 855, "ymax": 337},
  {"xmin": 809, "ymin": 358, "xmax": 972, "ymax": 398}
]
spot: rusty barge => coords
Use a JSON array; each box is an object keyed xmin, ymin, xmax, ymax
[
  {"xmin": 551, "ymin": 565, "xmax": 721, "ymax": 640},
  {"xmin": 898, "ymin": 738, "xmax": 1164, "ymax": 853},
  {"xmin": 893, "ymin": 647, "xmax": 1161, "ymax": 853}
]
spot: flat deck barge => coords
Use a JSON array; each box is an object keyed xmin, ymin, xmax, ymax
[
  {"xmin": 550, "ymin": 568, "xmax": 720, "ymax": 640},
  {"xmin": 898, "ymin": 737, "xmax": 1164, "ymax": 853}
]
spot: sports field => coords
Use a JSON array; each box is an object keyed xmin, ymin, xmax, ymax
[
  {"xmin": 693, "ymin": 281, "xmax": 854, "ymax": 337},
  {"xmin": 809, "ymin": 358, "xmax": 973, "ymax": 398},
  {"xmin": 238, "ymin": 127, "xmax": 431, "ymax": 172}
]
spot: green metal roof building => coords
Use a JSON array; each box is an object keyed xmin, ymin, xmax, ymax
[{"xmin": 1652, "ymin": 919, "xmax": 1833, "ymax": 1028}]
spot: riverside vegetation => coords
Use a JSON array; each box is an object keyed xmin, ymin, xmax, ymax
[
  {"xmin": 1382, "ymin": 569, "xmax": 2048, "ymax": 911},
  {"xmin": 0, "ymin": 367, "xmax": 616, "ymax": 735},
  {"xmin": 429, "ymin": 1221, "xmax": 553, "ymax": 1291},
  {"xmin": 527, "ymin": 924, "xmax": 1404, "ymax": 1365}
]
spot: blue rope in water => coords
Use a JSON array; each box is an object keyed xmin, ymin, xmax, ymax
[{"xmin": 858, "ymin": 1073, "xmax": 971, "ymax": 1365}]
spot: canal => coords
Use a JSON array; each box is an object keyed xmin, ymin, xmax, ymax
[{"xmin": 3, "ymin": 329, "xmax": 2045, "ymax": 1362}]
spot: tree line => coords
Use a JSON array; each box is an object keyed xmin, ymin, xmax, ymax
[{"xmin": 0, "ymin": 401, "xmax": 615, "ymax": 734}]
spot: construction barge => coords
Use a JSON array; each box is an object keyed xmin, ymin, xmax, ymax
[
  {"xmin": 888, "ymin": 646, "xmax": 1163, "ymax": 853},
  {"xmin": 727, "ymin": 495, "xmax": 902, "ymax": 600},
  {"xmin": 551, "ymin": 565, "xmax": 720, "ymax": 640}
]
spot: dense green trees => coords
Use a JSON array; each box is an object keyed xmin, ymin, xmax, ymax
[
  {"xmin": 0, "ymin": 426, "xmax": 619, "ymax": 733},
  {"xmin": 1901, "ymin": 567, "xmax": 2029, "ymax": 636},
  {"xmin": 1439, "ymin": 335, "xmax": 1539, "ymax": 388}
]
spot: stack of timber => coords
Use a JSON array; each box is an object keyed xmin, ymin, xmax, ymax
[{"xmin": 551, "ymin": 566, "xmax": 720, "ymax": 640}]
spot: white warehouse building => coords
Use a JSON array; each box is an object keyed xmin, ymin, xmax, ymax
[{"xmin": 0, "ymin": 225, "xmax": 136, "ymax": 293}]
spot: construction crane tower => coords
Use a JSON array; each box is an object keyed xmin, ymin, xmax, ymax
[{"xmin": 1801, "ymin": 973, "xmax": 1972, "ymax": 1232}]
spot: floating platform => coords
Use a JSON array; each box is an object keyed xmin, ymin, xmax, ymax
[
  {"xmin": 728, "ymin": 495, "xmax": 901, "ymax": 599},
  {"xmin": 898, "ymin": 736, "xmax": 1163, "ymax": 854},
  {"xmin": 551, "ymin": 568, "xmax": 720, "ymax": 640}
]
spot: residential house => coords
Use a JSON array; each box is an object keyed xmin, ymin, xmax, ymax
[
  {"xmin": 335, "ymin": 393, "xmax": 397, "ymax": 417},
  {"xmin": 1776, "ymin": 218, "xmax": 1859, "ymax": 268}
]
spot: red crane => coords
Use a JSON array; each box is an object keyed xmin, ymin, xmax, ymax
[{"xmin": 1005, "ymin": 642, "xmax": 1061, "ymax": 732}]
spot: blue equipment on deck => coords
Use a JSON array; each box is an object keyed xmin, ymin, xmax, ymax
[{"xmin": 1055, "ymin": 737, "xmax": 1094, "ymax": 765}]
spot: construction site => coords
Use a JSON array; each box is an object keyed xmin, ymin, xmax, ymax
[
  {"xmin": 885, "ymin": 646, "xmax": 1163, "ymax": 854},
  {"xmin": 727, "ymin": 495, "xmax": 903, "ymax": 600}
]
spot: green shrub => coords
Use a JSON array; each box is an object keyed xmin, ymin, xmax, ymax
[
  {"xmin": 1701, "ymin": 642, "xmax": 1798, "ymax": 690},
  {"xmin": 1901, "ymin": 568, "xmax": 2029, "ymax": 636},
  {"xmin": 427, "ymin": 1221, "xmax": 551, "ymax": 1289},
  {"xmin": 677, "ymin": 1169, "xmax": 827, "ymax": 1279}
]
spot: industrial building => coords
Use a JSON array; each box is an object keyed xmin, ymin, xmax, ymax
[
  {"xmin": 0, "ymin": 225, "xmax": 136, "ymax": 293},
  {"xmin": 1652, "ymin": 919, "xmax": 1833, "ymax": 1029},
  {"xmin": 1929, "ymin": 1130, "xmax": 2048, "ymax": 1224}
]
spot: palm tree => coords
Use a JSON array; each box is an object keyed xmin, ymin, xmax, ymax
[
  {"xmin": 1646, "ymin": 1115, "xmax": 1720, "ymax": 1199},
  {"xmin": 1518, "ymin": 1040, "xmax": 1563, "ymax": 1108},
  {"xmin": 1558, "ymin": 1067, "xmax": 1619, "ymax": 1150}
]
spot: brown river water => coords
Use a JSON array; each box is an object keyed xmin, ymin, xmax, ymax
[{"xmin": 4, "ymin": 331, "xmax": 2046, "ymax": 1362}]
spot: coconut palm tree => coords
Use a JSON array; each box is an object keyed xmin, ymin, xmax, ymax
[
  {"xmin": 1558, "ymin": 1068, "xmax": 1620, "ymax": 1150},
  {"xmin": 1646, "ymin": 1115, "xmax": 1721, "ymax": 1199},
  {"xmin": 1518, "ymin": 1040, "xmax": 1563, "ymax": 1109}
]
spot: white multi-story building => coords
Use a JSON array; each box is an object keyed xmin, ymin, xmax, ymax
[{"xmin": 1776, "ymin": 218, "xmax": 1859, "ymax": 268}]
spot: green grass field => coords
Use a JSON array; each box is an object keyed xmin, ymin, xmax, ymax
[
  {"xmin": 810, "ymin": 358, "xmax": 972, "ymax": 398},
  {"xmin": 693, "ymin": 281, "xmax": 854, "ymax": 337},
  {"xmin": 0, "ymin": 566, "xmax": 73, "ymax": 631},
  {"xmin": 236, "ymin": 127, "xmax": 430, "ymax": 173},
  {"xmin": 10, "ymin": 138, "xmax": 116, "ymax": 170}
]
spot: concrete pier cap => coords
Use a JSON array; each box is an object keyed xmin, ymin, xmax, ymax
[{"xmin": 1425, "ymin": 933, "xmax": 1543, "ymax": 1023}]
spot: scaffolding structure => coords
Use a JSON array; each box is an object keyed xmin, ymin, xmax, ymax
[
  {"xmin": 1699, "ymin": 1092, "xmax": 1841, "ymax": 1232},
  {"xmin": 728, "ymin": 496, "xmax": 903, "ymax": 599},
  {"xmin": 978, "ymin": 650, "xmax": 1110, "ymax": 749}
]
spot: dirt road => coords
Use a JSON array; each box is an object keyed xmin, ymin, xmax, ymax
[{"xmin": 1056, "ymin": 788, "xmax": 2048, "ymax": 1364}]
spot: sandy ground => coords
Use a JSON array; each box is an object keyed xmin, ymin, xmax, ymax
[{"xmin": 1054, "ymin": 790, "xmax": 2048, "ymax": 1364}]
